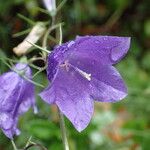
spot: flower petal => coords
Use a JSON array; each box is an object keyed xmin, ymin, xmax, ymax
[
  {"xmin": 47, "ymin": 42, "xmax": 71, "ymax": 81},
  {"xmin": 0, "ymin": 63, "xmax": 36, "ymax": 138},
  {"xmin": 18, "ymin": 80, "xmax": 37, "ymax": 114},
  {"xmin": 0, "ymin": 72, "xmax": 20, "ymax": 111},
  {"xmin": 90, "ymin": 66, "xmax": 127, "ymax": 102},
  {"xmin": 40, "ymin": 65, "xmax": 94, "ymax": 131},
  {"xmin": 39, "ymin": 83, "xmax": 55, "ymax": 104},
  {"xmin": 0, "ymin": 112, "xmax": 19, "ymax": 139},
  {"xmin": 70, "ymin": 60, "xmax": 127, "ymax": 102},
  {"xmin": 68, "ymin": 36, "xmax": 130, "ymax": 65},
  {"xmin": 67, "ymin": 41, "xmax": 128, "ymax": 102}
]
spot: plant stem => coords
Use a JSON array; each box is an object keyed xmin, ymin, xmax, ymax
[
  {"xmin": 11, "ymin": 140, "xmax": 18, "ymax": 150},
  {"xmin": 24, "ymin": 143, "xmax": 47, "ymax": 150},
  {"xmin": 58, "ymin": 109, "xmax": 69, "ymax": 150},
  {"xmin": 42, "ymin": 16, "xmax": 55, "ymax": 49}
]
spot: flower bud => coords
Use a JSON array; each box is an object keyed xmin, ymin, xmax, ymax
[{"xmin": 43, "ymin": 0, "xmax": 56, "ymax": 16}]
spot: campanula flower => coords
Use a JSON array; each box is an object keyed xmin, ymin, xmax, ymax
[
  {"xmin": 40, "ymin": 36, "xmax": 131, "ymax": 132},
  {"xmin": 0, "ymin": 63, "xmax": 37, "ymax": 139}
]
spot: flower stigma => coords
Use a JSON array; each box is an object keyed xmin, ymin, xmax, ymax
[
  {"xmin": 75, "ymin": 67, "xmax": 92, "ymax": 81},
  {"xmin": 59, "ymin": 60, "xmax": 91, "ymax": 81}
]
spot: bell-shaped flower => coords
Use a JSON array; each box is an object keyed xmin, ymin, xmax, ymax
[
  {"xmin": 40, "ymin": 36, "xmax": 131, "ymax": 132},
  {"xmin": 0, "ymin": 63, "xmax": 37, "ymax": 139}
]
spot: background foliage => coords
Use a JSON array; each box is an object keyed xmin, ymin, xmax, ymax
[{"xmin": 0, "ymin": 0, "xmax": 150, "ymax": 149}]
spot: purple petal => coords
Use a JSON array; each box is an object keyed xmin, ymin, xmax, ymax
[
  {"xmin": 0, "ymin": 63, "xmax": 36, "ymax": 138},
  {"xmin": 47, "ymin": 42, "xmax": 71, "ymax": 81},
  {"xmin": 18, "ymin": 80, "xmax": 37, "ymax": 115},
  {"xmin": 39, "ymin": 83, "xmax": 55, "ymax": 104},
  {"xmin": 47, "ymin": 36, "xmax": 130, "ymax": 82},
  {"xmin": 14, "ymin": 63, "xmax": 32, "ymax": 77},
  {"xmin": 0, "ymin": 112, "xmax": 14, "ymax": 130},
  {"xmin": 12, "ymin": 64, "xmax": 36, "ymax": 116},
  {"xmin": 90, "ymin": 66, "xmax": 127, "ymax": 102},
  {"xmin": 0, "ymin": 72, "xmax": 20, "ymax": 112},
  {"xmin": 69, "ymin": 60, "xmax": 127, "ymax": 102},
  {"xmin": 40, "ymin": 65, "xmax": 94, "ymax": 131},
  {"xmin": 0, "ymin": 112, "xmax": 19, "ymax": 139},
  {"xmin": 1, "ymin": 120, "xmax": 20, "ymax": 139},
  {"xmin": 68, "ymin": 36, "xmax": 130, "ymax": 65}
]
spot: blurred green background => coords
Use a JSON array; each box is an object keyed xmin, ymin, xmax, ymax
[{"xmin": 0, "ymin": 0, "xmax": 150, "ymax": 150}]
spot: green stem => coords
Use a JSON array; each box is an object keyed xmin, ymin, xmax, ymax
[
  {"xmin": 11, "ymin": 140, "xmax": 18, "ymax": 150},
  {"xmin": 24, "ymin": 143, "xmax": 47, "ymax": 150},
  {"xmin": 42, "ymin": 16, "xmax": 55, "ymax": 49},
  {"xmin": 58, "ymin": 109, "xmax": 69, "ymax": 150},
  {"xmin": 59, "ymin": 24, "xmax": 63, "ymax": 45},
  {"xmin": 26, "ymin": 40, "xmax": 50, "ymax": 53}
]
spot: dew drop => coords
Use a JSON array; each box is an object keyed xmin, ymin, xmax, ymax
[
  {"xmin": 67, "ymin": 41, "xmax": 75, "ymax": 48},
  {"xmin": 103, "ymin": 37, "xmax": 107, "ymax": 41},
  {"xmin": 95, "ymin": 40, "xmax": 99, "ymax": 44},
  {"xmin": 0, "ymin": 113, "xmax": 13, "ymax": 129}
]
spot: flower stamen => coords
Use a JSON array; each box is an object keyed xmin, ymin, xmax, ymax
[
  {"xmin": 59, "ymin": 60, "xmax": 70, "ymax": 72},
  {"xmin": 75, "ymin": 68, "xmax": 91, "ymax": 81}
]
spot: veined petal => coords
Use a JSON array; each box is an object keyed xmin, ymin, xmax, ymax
[
  {"xmin": 18, "ymin": 80, "xmax": 37, "ymax": 115},
  {"xmin": 0, "ymin": 112, "xmax": 19, "ymax": 139},
  {"xmin": 11, "ymin": 64, "xmax": 36, "ymax": 116},
  {"xmin": 41, "ymin": 65, "xmax": 94, "ymax": 131},
  {"xmin": 47, "ymin": 36, "xmax": 130, "ymax": 82},
  {"xmin": 0, "ymin": 72, "xmax": 20, "ymax": 111},
  {"xmin": 0, "ymin": 63, "xmax": 36, "ymax": 138},
  {"xmin": 39, "ymin": 83, "xmax": 55, "ymax": 104},
  {"xmin": 90, "ymin": 66, "xmax": 127, "ymax": 102},
  {"xmin": 70, "ymin": 60, "xmax": 127, "ymax": 102},
  {"xmin": 0, "ymin": 112, "xmax": 14, "ymax": 130},
  {"xmin": 1, "ymin": 118, "xmax": 20, "ymax": 139},
  {"xmin": 68, "ymin": 36, "xmax": 130, "ymax": 65},
  {"xmin": 47, "ymin": 42, "xmax": 71, "ymax": 81}
]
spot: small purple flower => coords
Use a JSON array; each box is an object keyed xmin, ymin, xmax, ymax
[
  {"xmin": 0, "ymin": 63, "xmax": 37, "ymax": 139},
  {"xmin": 40, "ymin": 36, "xmax": 131, "ymax": 131}
]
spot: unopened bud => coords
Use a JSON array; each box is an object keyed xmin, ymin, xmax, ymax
[
  {"xmin": 13, "ymin": 22, "xmax": 46, "ymax": 56},
  {"xmin": 43, "ymin": 0, "xmax": 56, "ymax": 16}
]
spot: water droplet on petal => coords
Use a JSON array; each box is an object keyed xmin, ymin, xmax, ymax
[
  {"xmin": 0, "ymin": 113, "xmax": 13, "ymax": 130},
  {"xmin": 95, "ymin": 40, "xmax": 99, "ymax": 44},
  {"xmin": 103, "ymin": 37, "xmax": 107, "ymax": 41},
  {"xmin": 67, "ymin": 41, "xmax": 75, "ymax": 48}
]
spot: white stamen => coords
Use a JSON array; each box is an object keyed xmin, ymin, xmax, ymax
[{"xmin": 76, "ymin": 68, "xmax": 91, "ymax": 81}]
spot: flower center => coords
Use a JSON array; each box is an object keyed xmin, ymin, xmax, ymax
[
  {"xmin": 59, "ymin": 60, "xmax": 70, "ymax": 72},
  {"xmin": 60, "ymin": 60, "xmax": 91, "ymax": 81}
]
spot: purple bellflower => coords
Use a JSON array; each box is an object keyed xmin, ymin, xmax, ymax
[
  {"xmin": 40, "ymin": 36, "xmax": 131, "ymax": 132},
  {"xmin": 0, "ymin": 63, "xmax": 37, "ymax": 139}
]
